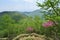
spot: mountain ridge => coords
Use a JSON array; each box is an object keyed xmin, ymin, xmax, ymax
[{"xmin": 0, "ymin": 9, "xmax": 46, "ymax": 17}]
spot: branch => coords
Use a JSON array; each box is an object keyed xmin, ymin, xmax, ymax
[{"xmin": 49, "ymin": 1, "xmax": 59, "ymax": 16}]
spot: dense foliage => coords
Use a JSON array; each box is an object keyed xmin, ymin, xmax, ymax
[
  {"xmin": 0, "ymin": 12, "xmax": 43, "ymax": 40},
  {"xmin": 0, "ymin": 0, "xmax": 60, "ymax": 40},
  {"xmin": 0, "ymin": 12, "xmax": 27, "ymax": 39},
  {"xmin": 37, "ymin": 0, "xmax": 60, "ymax": 40}
]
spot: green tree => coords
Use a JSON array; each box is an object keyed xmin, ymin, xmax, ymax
[
  {"xmin": 0, "ymin": 14, "xmax": 15, "ymax": 38},
  {"xmin": 37, "ymin": 0, "xmax": 60, "ymax": 40}
]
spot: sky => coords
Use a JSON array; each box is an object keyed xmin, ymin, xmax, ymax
[{"xmin": 0, "ymin": 0, "xmax": 44, "ymax": 12}]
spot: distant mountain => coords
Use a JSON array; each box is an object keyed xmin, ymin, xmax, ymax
[
  {"xmin": 22, "ymin": 9, "xmax": 46, "ymax": 18},
  {"xmin": 0, "ymin": 11, "xmax": 26, "ymax": 21},
  {"xmin": 0, "ymin": 9, "xmax": 46, "ymax": 19}
]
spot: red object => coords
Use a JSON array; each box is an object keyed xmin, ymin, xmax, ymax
[
  {"xmin": 42, "ymin": 20, "xmax": 54, "ymax": 28},
  {"xmin": 26, "ymin": 27, "xmax": 34, "ymax": 32}
]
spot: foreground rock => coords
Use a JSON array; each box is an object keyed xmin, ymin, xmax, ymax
[{"xmin": 12, "ymin": 33, "xmax": 53, "ymax": 40}]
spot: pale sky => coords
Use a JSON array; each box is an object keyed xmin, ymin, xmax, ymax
[{"xmin": 0, "ymin": 0, "xmax": 44, "ymax": 12}]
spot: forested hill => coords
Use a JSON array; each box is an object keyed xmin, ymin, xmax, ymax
[
  {"xmin": 23, "ymin": 9, "xmax": 45, "ymax": 17},
  {"xmin": 0, "ymin": 9, "xmax": 46, "ymax": 20},
  {"xmin": 0, "ymin": 9, "xmax": 46, "ymax": 16},
  {"xmin": 0, "ymin": 9, "xmax": 46, "ymax": 38},
  {"xmin": 0, "ymin": 11, "xmax": 26, "ymax": 22}
]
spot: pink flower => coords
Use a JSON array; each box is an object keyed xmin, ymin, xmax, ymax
[
  {"xmin": 42, "ymin": 20, "xmax": 54, "ymax": 28},
  {"xmin": 26, "ymin": 27, "xmax": 34, "ymax": 32}
]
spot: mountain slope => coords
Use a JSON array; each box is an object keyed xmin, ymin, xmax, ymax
[
  {"xmin": 0, "ymin": 11, "xmax": 26, "ymax": 21},
  {"xmin": 0, "ymin": 9, "xmax": 46, "ymax": 19},
  {"xmin": 23, "ymin": 9, "xmax": 46, "ymax": 18}
]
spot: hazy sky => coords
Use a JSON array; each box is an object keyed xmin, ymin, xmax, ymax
[{"xmin": 0, "ymin": 0, "xmax": 44, "ymax": 12}]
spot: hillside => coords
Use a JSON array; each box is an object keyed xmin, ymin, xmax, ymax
[
  {"xmin": 23, "ymin": 9, "xmax": 44, "ymax": 17},
  {"xmin": 0, "ymin": 11, "xmax": 27, "ymax": 21},
  {"xmin": 0, "ymin": 9, "xmax": 46, "ymax": 20}
]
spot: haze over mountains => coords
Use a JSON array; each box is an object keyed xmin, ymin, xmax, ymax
[
  {"xmin": 0, "ymin": 9, "xmax": 46, "ymax": 18},
  {"xmin": 23, "ymin": 9, "xmax": 43, "ymax": 16}
]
